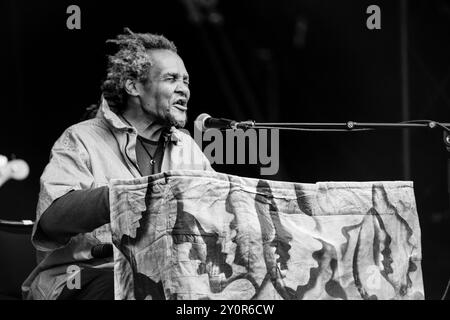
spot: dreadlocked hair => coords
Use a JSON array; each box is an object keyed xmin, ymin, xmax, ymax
[{"xmin": 96, "ymin": 28, "xmax": 177, "ymax": 115}]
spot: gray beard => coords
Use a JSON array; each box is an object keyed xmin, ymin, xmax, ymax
[
  {"xmin": 138, "ymin": 103, "xmax": 186, "ymax": 128},
  {"xmin": 167, "ymin": 113, "xmax": 187, "ymax": 128}
]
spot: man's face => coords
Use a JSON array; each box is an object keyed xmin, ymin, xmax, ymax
[{"xmin": 138, "ymin": 49, "xmax": 190, "ymax": 128}]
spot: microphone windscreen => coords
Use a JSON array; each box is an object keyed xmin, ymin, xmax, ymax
[
  {"xmin": 194, "ymin": 113, "xmax": 211, "ymax": 132},
  {"xmin": 91, "ymin": 243, "xmax": 113, "ymax": 259}
]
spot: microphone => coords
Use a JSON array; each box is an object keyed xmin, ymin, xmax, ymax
[
  {"xmin": 194, "ymin": 113, "xmax": 255, "ymax": 131},
  {"xmin": 91, "ymin": 243, "xmax": 113, "ymax": 259}
]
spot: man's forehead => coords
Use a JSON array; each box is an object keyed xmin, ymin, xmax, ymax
[{"xmin": 147, "ymin": 49, "xmax": 187, "ymax": 74}]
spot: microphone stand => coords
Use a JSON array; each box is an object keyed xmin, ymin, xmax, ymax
[
  {"xmin": 444, "ymin": 131, "xmax": 450, "ymax": 300},
  {"xmin": 235, "ymin": 118, "xmax": 450, "ymax": 194},
  {"xmin": 237, "ymin": 121, "xmax": 450, "ymax": 181},
  {"xmin": 250, "ymin": 120, "xmax": 450, "ymax": 132},
  {"xmin": 244, "ymin": 119, "xmax": 450, "ymax": 189}
]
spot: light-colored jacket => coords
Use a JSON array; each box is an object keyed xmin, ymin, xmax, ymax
[{"xmin": 22, "ymin": 98, "xmax": 212, "ymax": 299}]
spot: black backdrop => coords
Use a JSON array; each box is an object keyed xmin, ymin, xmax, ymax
[{"xmin": 0, "ymin": 0, "xmax": 449, "ymax": 299}]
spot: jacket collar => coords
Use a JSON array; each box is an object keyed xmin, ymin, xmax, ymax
[{"xmin": 96, "ymin": 97, "xmax": 182, "ymax": 145}]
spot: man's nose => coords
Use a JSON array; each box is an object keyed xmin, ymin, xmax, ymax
[{"xmin": 175, "ymin": 83, "xmax": 190, "ymax": 98}]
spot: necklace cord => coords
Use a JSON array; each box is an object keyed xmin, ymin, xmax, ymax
[{"xmin": 120, "ymin": 114, "xmax": 158, "ymax": 164}]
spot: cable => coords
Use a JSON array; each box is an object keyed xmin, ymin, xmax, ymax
[{"xmin": 252, "ymin": 126, "xmax": 373, "ymax": 132}]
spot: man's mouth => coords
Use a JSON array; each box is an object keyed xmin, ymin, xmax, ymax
[{"xmin": 173, "ymin": 98, "xmax": 188, "ymax": 111}]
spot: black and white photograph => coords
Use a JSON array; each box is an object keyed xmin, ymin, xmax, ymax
[{"xmin": 0, "ymin": 0, "xmax": 449, "ymax": 303}]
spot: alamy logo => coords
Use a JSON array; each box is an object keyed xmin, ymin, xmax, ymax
[
  {"xmin": 66, "ymin": 265, "xmax": 81, "ymax": 290},
  {"xmin": 176, "ymin": 125, "xmax": 280, "ymax": 176},
  {"xmin": 366, "ymin": 5, "xmax": 381, "ymax": 30},
  {"xmin": 66, "ymin": 5, "xmax": 81, "ymax": 30}
]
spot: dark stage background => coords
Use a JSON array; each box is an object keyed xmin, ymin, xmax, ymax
[{"xmin": 0, "ymin": 0, "xmax": 449, "ymax": 299}]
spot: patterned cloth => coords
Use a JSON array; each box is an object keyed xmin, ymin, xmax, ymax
[{"xmin": 110, "ymin": 170, "xmax": 424, "ymax": 300}]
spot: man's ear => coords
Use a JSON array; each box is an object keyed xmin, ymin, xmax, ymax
[{"xmin": 124, "ymin": 79, "xmax": 140, "ymax": 96}]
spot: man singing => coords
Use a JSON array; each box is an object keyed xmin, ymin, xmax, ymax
[{"xmin": 22, "ymin": 28, "xmax": 212, "ymax": 299}]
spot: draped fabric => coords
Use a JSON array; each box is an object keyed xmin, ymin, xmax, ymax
[{"xmin": 109, "ymin": 170, "xmax": 424, "ymax": 300}]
